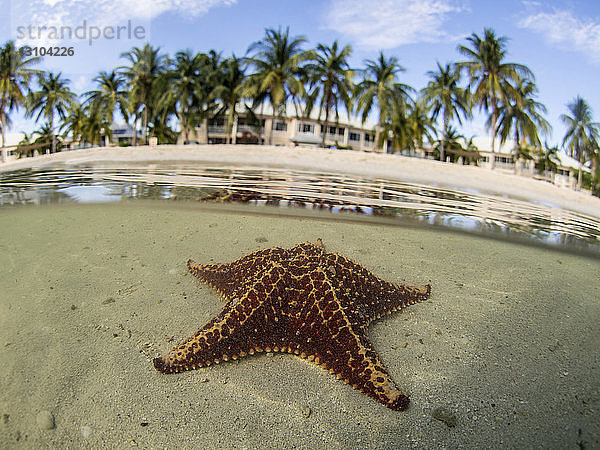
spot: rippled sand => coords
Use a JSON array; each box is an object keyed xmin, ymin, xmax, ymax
[{"xmin": 0, "ymin": 201, "xmax": 598, "ymax": 447}]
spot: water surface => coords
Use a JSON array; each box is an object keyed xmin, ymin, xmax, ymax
[{"xmin": 1, "ymin": 163, "xmax": 598, "ymax": 255}]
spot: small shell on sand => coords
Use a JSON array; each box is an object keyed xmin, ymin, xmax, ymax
[
  {"xmin": 36, "ymin": 410, "xmax": 55, "ymax": 430},
  {"xmin": 432, "ymin": 407, "xmax": 457, "ymax": 427},
  {"xmin": 81, "ymin": 425, "xmax": 92, "ymax": 439}
]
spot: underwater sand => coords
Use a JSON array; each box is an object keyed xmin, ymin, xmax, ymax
[{"xmin": 0, "ymin": 200, "xmax": 598, "ymax": 448}]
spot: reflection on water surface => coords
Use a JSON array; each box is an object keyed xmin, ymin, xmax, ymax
[{"xmin": 1, "ymin": 163, "xmax": 598, "ymax": 254}]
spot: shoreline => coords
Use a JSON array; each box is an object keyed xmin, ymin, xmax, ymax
[{"xmin": 2, "ymin": 144, "xmax": 599, "ymax": 218}]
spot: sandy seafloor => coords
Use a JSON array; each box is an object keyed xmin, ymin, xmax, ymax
[{"xmin": 0, "ymin": 200, "xmax": 598, "ymax": 448}]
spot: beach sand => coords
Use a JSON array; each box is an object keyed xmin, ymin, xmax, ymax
[
  {"xmin": 0, "ymin": 200, "xmax": 598, "ymax": 448},
  {"xmin": 1, "ymin": 144, "xmax": 599, "ymax": 218}
]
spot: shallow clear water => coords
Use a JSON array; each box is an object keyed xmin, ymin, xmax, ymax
[
  {"xmin": 0, "ymin": 201, "xmax": 598, "ymax": 448},
  {"xmin": 0, "ymin": 163, "xmax": 599, "ymax": 447},
  {"xmin": 1, "ymin": 163, "xmax": 599, "ymax": 255}
]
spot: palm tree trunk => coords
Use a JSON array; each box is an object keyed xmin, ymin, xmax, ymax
[
  {"xmin": 1, "ymin": 109, "xmax": 7, "ymax": 163},
  {"xmin": 132, "ymin": 113, "xmax": 138, "ymax": 146},
  {"xmin": 321, "ymin": 107, "xmax": 330, "ymax": 148},
  {"xmin": 578, "ymin": 149, "xmax": 583, "ymax": 189},
  {"xmin": 513, "ymin": 128, "xmax": 521, "ymax": 174},
  {"xmin": 226, "ymin": 102, "xmax": 235, "ymax": 144},
  {"xmin": 268, "ymin": 102, "xmax": 275, "ymax": 145},
  {"xmin": 203, "ymin": 118, "xmax": 209, "ymax": 144},
  {"xmin": 490, "ymin": 100, "xmax": 497, "ymax": 170},
  {"xmin": 142, "ymin": 106, "xmax": 148, "ymax": 145},
  {"xmin": 179, "ymin": 111, "xmax": 187, "ymax": 144},
  {"xmin": 231, "ymin": 103, "xmax": 238, "ymax": 145},
  {"xmin": 50, "ymin": 109, "xmax": 55, "ymax": 154},
  {"xmin": 374, "ymin": 110, "xmax": 382, "ymax": 152},
  {"xmin": 441, "ymin": 111, "xmax": 448, "ymax": 162}
]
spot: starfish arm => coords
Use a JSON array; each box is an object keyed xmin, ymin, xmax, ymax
[
  {"xmin": 292, "ymin": 314, "xmax": 410, "ymax": 411},
  {"xmin": 279, "ymin": 276, "xmax": 412, "ymax": 411},
  {"xmin": 362, "ymin": 282, "xmax": 431, "ymax": 324},
  {"xmin": 187, "ymin": 247, "xmax": 287, "ymax": 299},
  {"xmin": 323, "ymin": 253, "xmax": 430, "ymax": 323},
  {"xmin": 154, "ymin": 264, "xmax": 292, "ymax": 373}
]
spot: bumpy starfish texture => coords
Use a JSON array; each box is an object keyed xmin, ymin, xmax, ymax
[{"xmin": 153, "ymin": 239, "xmax": 430, "ymax": 411}]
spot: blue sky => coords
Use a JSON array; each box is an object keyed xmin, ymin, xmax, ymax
[{"xmin": 2, "ymin": 0, "xmax": 600, "ymax": 148}]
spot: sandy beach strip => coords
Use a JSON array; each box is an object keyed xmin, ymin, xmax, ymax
[{"xmin": 1, "ymin": 144, "xmax": 599, "ymax": 218}]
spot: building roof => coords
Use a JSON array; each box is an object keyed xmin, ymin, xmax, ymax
[
  {"xmin": 554, "ymin": 151, "xmax": 591, "ymax": 172},
  {"xmin": 3, "ymin": 132, "xmax": 25, "ymax": 147},
  {"xmin": 470, "ymin": 136, "xmax": 515, "ymax": 155},
  {"xmin": 469, "ymin": 135, "xmax": 590, "ymax": 171}
]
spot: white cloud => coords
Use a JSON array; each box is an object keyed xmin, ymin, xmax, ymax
[
  {"xmin": 325, "ymin": 0, "xmax": 466, "ymax": 49},
  {"xmin": 518, "ymin": 8, "xmax": 600, "ymax": 63},
  {"xmin": 72, "ymin": 74, "xmax": 90, "ymax": 92},
  {"xmin": 10, "ymin": 0, "xmax": 237, "ymax": 46}
]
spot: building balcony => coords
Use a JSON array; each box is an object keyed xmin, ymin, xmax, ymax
[
  {"xmin": 208, "ymin": 126, "xmax": 226, "ymax": 134},
  {"xmin": 237, "ymin": 124, "xmax": 264, "ymax": 134}
]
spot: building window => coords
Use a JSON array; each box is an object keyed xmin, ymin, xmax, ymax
[
  {"xmin": 364, "ymin": 134, "xmax": 374, "ymax": 142},
  {"xmin": 328, "ymin": 126, "xmax": 337, "ymax": 134},
  {"xmin": 349, "ymin": 132, "xmax": 361, "ymax": 142},
  {"xmin": 338, "ymin": 127, "xmax": 345, "ymax": 136},
  {"xmin": 298, "ymin": 123, "xmax": 314, "ymax": 133},
  {"xmin": 273, "ymin": 121, "xmax": 287, "ymax": 131},
  {"xmin": 209, "ymin": 118, "xmax": 225, "ymax": 127}
]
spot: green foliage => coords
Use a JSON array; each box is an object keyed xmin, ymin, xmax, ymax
[
  {"xmin": 119, "ymin": 43, "xmax": 169, "ymax": 144},
  {"xmin": 244, "ymin": 27, "xmax": 312, "ymax": 144},
  {"xmin": 82, "ymin": 70, "xmax": 129, "ymax": 142},
  {"xmin": 354, "ymin": 51, "xmax": 413, "ymax": 149},
  {"xmin": 560, "ymin": 96, "xmax": 600, "ymax": 188},
  {"xmin": 0, "ymin": 40, "xmax": 42, "ymax": 161},
  {"xmin": 421, "ymin": 62, "xmax": 470, "ymax": 160},
  {"xmin": 26, "ymin": 71, "xmax": 76, "ymax": 153},
  {"xmin": 457, "ymin": 28, "xmax": 533, "ymax": 165},
  {"xmin": 304, "ymin": 40, "xmax": 354, "ymax": 146}
]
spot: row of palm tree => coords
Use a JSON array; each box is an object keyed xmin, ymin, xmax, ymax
[{"xmin": 1, "ymin": 27, "xmax": 599, "ymax": 189}]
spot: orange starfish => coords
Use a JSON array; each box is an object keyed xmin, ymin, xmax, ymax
[{"xmin": 154, "ymin": 239, "xmax": 430, "ymax": 410}]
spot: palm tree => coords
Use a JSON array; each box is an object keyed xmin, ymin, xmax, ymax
[
  {"xmin": 457, "ymin": 28, "xmax": 533, "ymax": 168},
  {"xmin": 421, "ymin": 62, "xmax": 471, "ymax": 162},
  {"xmin": 536, "ymin": 142, "xmax": 560, "ymax": 175},
  {"xmin": 463, "ymin": 136, "xmax": 481, "ymax": 165},
  {"xmin": 408, "ymin": 99, "xmax": 437, "ymax": 152},
  {"xmin": 560, "ymin": 96, "xmax": 600, "ymax": 188},
  {"xmin": 26, "ymin": 72, "xmax": 76, "ymax": 153},
  {"xmin": 120, "ymin": 43, "xmax": 168, "ymax": 144},
  {"xmin": 432, "ymin": 126, "xmax": 467, "ymax": 162},
  {"xmin": 212, "ymin": 55, "xmax": 246, "ymax": 144},
  {"xmin": 83, "ymin": 70, "xmax": 129, "ymax": 145},
  {"xmin": 21, "ymin": 122, "xmax": 57, "ymax": 155},
  {"xmin": 305, "ymin": 41, "xmax": 354, "ymax": 147},
  {"xmin": 158, "ymin": 50, "xmax": 205, "ymax": 144},
  {"xmin": 59, "ymin": 101, "xmax": 87, "ymax": 146},
  {"xmin": 245, "ymin": 27, "xmax": 312, "ymax": 144},
  {"xmin": 0, "ymin": 40, "xmax": 41, "ymax": 162},
  {"xmin": 495, "ymin": 78, "xmax": 550, "ymax": 173},
  {"xmin": 379, "ymin": 87, "xmax": 413, "ymax": 153},
  {"xmin": 196, "ymin": 50, "xmax": 223, "ymax": 144},
  {"xmin": 355, "ymin": 51, "xmax": 413, "ymax": 151},
  {"xmin": 82, "ymin": 107, "xmax": 106, "ymax": 145}
]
